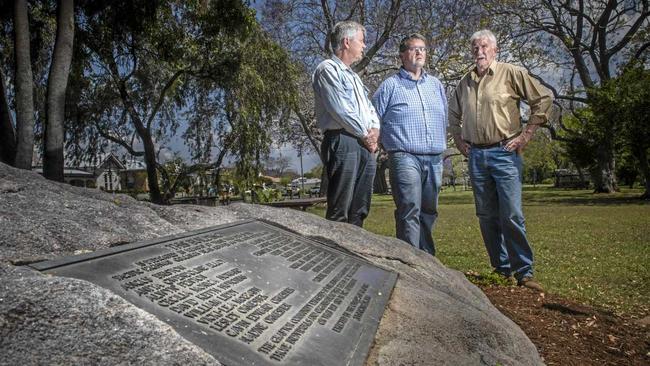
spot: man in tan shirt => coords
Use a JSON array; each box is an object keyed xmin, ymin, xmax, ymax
[{"xmin": 448, "ymin": 29, "xmax": 553, "ymax": 292}]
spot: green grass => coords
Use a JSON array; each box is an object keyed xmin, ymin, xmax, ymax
[{"xmin": 309, "ymin": 185, "xmax": 650, "ymax": 316}]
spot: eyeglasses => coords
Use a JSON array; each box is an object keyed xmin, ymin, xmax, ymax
[{"xmin": 406, "ymin": 46, "xmax": 426, "ymax": 53}]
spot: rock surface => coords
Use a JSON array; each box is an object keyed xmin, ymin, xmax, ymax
[{"xmin": 0, "ymin": 163, "xmax": 543, "ymax": 365}]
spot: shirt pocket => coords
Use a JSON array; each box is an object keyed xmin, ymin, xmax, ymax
[
  {"xmin": 491, "ymin": 92, "xmax": 514, "ymax": 106},
  {"xmin": 341, "ymin": 80, "xmax": 355, "ymax": 99}
]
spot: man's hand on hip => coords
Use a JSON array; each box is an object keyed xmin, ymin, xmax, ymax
[
  {"xmin": 453, "ymin": 134, "xmax": 470, "ymax": 157},
  {"xmin": 505, "ymin": 124, "xmax": 538, "ymax": 154}
]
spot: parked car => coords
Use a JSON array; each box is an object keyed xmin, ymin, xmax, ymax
[{"xmin": 309, "ymin": 186, "xmax": 321, "ymax": 196}]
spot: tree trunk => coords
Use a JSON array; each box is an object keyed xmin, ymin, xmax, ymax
[
  {"xmin": 13, "ymin": 0, "xmax": 35, "ymax": 170},
  {"xmin": 43, "ymin": 0, "xmax": 75, "ymax": 182},
  {"xmin": 373, "ymin": 153, "xmax": 389, "ymax": 194},
  {"xmin": 141, "ymin": 133, "xmax": 164, "ymax": 204},
  {"xmin": 212, "ymin": 147, "xmax": 229, "ymax": 190},
  {"xmin": 0, "ymin": 67, "xmax": 16, "ymax": 165},
  {"xmin": 591, "ymin": 147, "xmax": 617, "ymax": 193},
  {"xmin": 631, "ymin": 144, "xmax": 650, "ymax": 200},
  {"xmin": 575, "ymin": 166, "xmax": 588, "ymax": 189}
]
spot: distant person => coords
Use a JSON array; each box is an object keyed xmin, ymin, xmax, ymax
[
  {"xmin": 372, "ymin": 33, "xmax": 447, "ymax": 255},
  {"xmin": 448, "ymin": 29, "xmax": 553, "ymax": 291},
  {"xmin": 219, "ymin": 184, "xmax": 231, "ymax": 205},
  {"xmin": 312, "ymin": 20, "xmax": 380, "ymax": 227}
]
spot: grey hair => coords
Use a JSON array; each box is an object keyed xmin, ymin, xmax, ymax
[
  {"xmin": 331, "ymin": 21, "xmax": 365, "ymax": 52},
  {"xmin": 470, "ymin": 29, "xmax": 497, "ymax": 47},
  {"xmin": 399, "ymin": 33, "xmax": 427, "ymax": 52}
]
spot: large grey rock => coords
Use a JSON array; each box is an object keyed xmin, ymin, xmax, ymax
[{"xmin": 0, "ymin": 163, "xmax": 543, "ymax": 365}]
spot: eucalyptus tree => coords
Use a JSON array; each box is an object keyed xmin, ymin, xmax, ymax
[
  {"xmin": 478, "ymin": 0, "xmax": 650, "ymax": 192},
  {"xmin": 69, "ymin": 0, "xmax": 297, "ymax": 203},
  {"xmin": 42, "ymin": 0, "xmax": 74, "ymax": 182},
  {"xmin": 182, "ymin": 27, "xmax": 299, "ymax": 191},
  {"xmin": 590, "ymin": 63, "xmax": 650, "ymax": 198},
  {"xmin": 12, "ymin": 0, "xmax": 35, "ymax": 170},
  {"xmin": 70, "ymin": 0, "xmax": 256, "ymax": 203},
  {"xmin": 0, "ymin": 0, "xmax": 74, "ymax": 180},
  {"xmin": 0, "ymin": 2, "xmax": 13, "ymax": 165},
  {"xmin": 0, "ymin": 61, "xmax": 15, "ymax": 165}
]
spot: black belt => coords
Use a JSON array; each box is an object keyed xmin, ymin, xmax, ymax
[
  {"xmin": 470, "ymin": 135, "xmax": 518, "ymax": 149},
  {"xmin": 324, "ymin": 129, "xmax": 356, "ymax": 138}
]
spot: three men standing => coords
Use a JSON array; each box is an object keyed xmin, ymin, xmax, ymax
[
  {"xmin": 372, "ymin": 34, "xmax": 447, "ymax": 255},
  {"xmin": 313, "ymin": 24, "xmax": 551, "ymax": 291},
  {"xmin": 449, "ymin": 30, "xmax": 553, "ymax": 291},
  {"xmin": 312, "ymin": 21, "xmax": 380, "ymax": 227}
]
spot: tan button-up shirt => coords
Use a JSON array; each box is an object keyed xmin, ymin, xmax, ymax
[{"xmin": 448, "ymin": 61, "xmax": 553, "ymax": 145}]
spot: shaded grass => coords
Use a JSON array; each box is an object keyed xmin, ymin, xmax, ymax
[{"xmin": 309, "ymin": 186, "xmax": 650, "ymax": 316}]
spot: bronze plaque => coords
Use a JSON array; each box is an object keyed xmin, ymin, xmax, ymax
[{"xmin": 30, "ymin": 220, "xmax": 397, "ymax": 366}]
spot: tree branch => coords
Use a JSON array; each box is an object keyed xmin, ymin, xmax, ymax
[
  {"xmin": 146, "ymin": 69, "xmax": 186, "ymax": 131},
  {"xmin": 354, "ymin": 0, "xmax": 402, "ymax": 72}
]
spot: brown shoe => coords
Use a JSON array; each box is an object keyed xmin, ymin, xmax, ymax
[{"xmin": 518, "ymin": 277, "xmax": 544, "ymax": 292}]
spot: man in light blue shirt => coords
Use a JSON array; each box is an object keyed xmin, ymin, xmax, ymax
[
  {"xmin": 372, "ymin": 33, "xmax": 447, "ymax": 254},
  {"xmin": 312, "ymin": 21, "xmax": 380, "ymax": 227}
]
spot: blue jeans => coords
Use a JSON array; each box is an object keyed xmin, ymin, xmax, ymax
[
  {"xmin": 388, "ymin": 152, "xmax": 442, "ymax": 255},
  {"xmin": 321, "ymin": 131, "xmax": 377, "ymax": 227},
  {"xmin": 469, "ymin": 146, "xmax": 533, "ymax": 280}
]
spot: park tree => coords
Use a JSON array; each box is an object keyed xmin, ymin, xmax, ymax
[
  {"xmin": 66, "ymin": 0, "xmax": 297, "ymax": 203},
  {"xmin": 0, "ymin": 0, "xmax": 74, "ymax": 179},
  {"xmin": 43, "ymin": 0, "xmax": 74, "ymax": 182},
  {"xmin": 0, "ymin": 2, "xmax": 17, "ymax": 165},
  {"xmin": 11, "ymin": 0, "xmax": 36, "ymax": 169},
  {"xmin": 69, "ymin": 0, "xmax": 201, "ymax": 203},
  {"xmin": 181, "ymin": 25, "xmax": 298, "ymax": 192},
  {"xmin": 479, "ymin": 0, "xmax": 650, "ymax": 193},
  {"xmin": 590, "ymin": 63, "xmax": 650, "ymax": 198},
  {"xmin": 522, "ymin": 131, "xmax": 565, "ymax": 185}
]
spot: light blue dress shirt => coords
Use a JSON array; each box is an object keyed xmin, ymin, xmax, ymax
[
  {"xmin": 373, "ymin": 68, "xmax": 447, "ymax": 154},
  {"xmin": 312, "ymin": 56, "xmax": 380, "ymax": 138}
]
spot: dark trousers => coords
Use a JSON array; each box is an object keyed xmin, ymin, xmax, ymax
[{"xmin": 321, "ymin": 130, "xmax": 376, "ymax": 227}]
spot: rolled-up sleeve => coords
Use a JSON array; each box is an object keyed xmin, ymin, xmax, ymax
[
  {"xmin": 514, "ymin": 68, "xmax": 554, "ymax": 125},
  {"xmin": 313, "ymin": 64, "xmax": 367, "ymax": 137}
]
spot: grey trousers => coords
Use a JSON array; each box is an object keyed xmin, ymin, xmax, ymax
[{"xmin": 321, "ymin": 130, "xmax": 377, "ymax": 227}]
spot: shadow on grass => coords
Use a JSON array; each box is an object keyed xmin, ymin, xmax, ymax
[
  {"xmin": 524, "ymin": 187, "xmax": 648, "ymax": 206},
  {"xmin": 440, "ymin": 185, "xmax": 648, "ymax": 206}
]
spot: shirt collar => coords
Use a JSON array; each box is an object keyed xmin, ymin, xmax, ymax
[
  {"xmin": 331, "ymin": 55, "xmax": 353, "ymax": 73},
  {"xmin": 471, "ymin": 60, "xmax": 497, "ymax": 80},
  {"xmin": 399, "ymin": 67, "xmax": 428, "ymax": 82}
]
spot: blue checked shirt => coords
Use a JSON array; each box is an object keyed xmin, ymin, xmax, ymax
[
  {"xmin": 373, "ymin": 68, "xmax": 447, "ymax": 154},
  {"xmin": 312, "ymin": 56, "xmax": 380, "ymax": 138}
]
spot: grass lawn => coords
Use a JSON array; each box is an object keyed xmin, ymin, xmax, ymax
[{"xmin": 308, "ymin": 185, "xmax": 650, "ymax": 316}]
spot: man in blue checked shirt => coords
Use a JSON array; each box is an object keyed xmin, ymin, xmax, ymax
[
  {"xmin": 372, "ymin": 33, "xmax": 447, "ymax": 255},
  {"xmin": 312, "ymin": 21, "xmax": 380, "ymax": 227}
]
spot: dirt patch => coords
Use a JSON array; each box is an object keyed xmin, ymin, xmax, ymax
[{"xmin": 480, "ymin": 285, "xmax": 649, "ymax": 365}]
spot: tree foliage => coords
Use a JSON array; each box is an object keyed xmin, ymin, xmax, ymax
[
  {"xmin": 66, "ymin": 0, "xmax": 297, "ymax": 203},
  {"xmin": 479, "ymin": 0, "xmax": 650, "ymax": 192},
  {"xmin": 590, "ymin": 63, "xmax": 650, "ymax": 198}
]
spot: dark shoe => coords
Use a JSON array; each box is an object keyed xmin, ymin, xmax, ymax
[{"xmin": 518, "ymin": 277, "xmax": 544, "ymax": 292}]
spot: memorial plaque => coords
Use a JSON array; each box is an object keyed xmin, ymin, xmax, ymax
[{"xmin": 30, "ymin": 219, "xmax": 397, "ymax": 366}]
